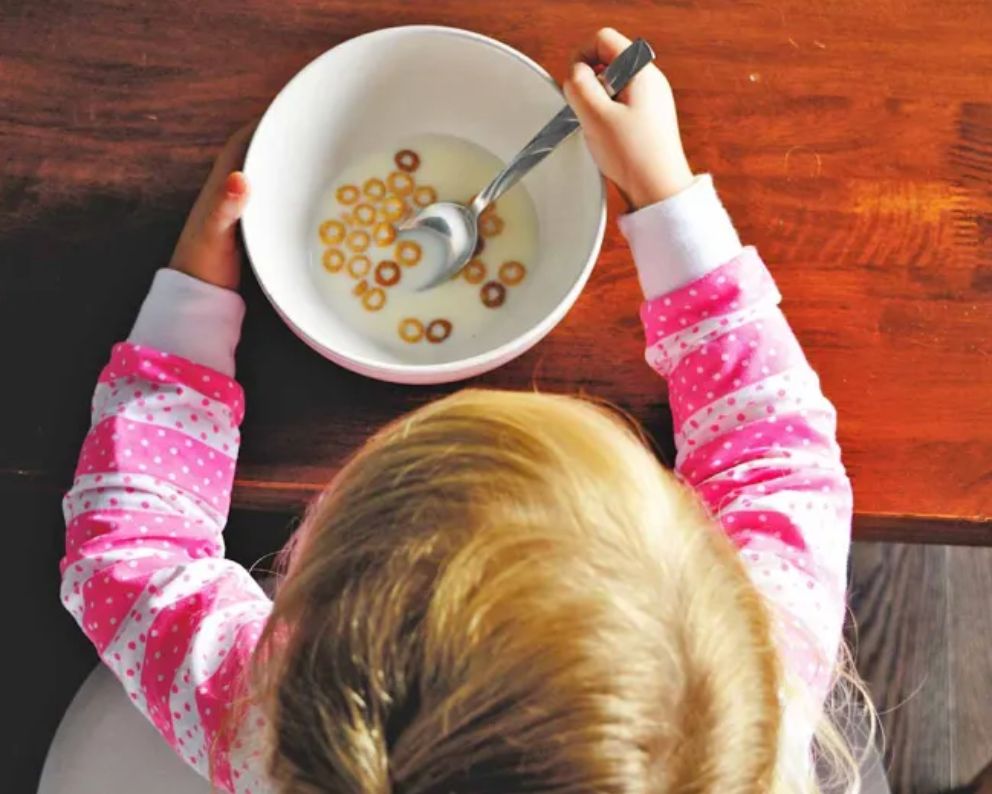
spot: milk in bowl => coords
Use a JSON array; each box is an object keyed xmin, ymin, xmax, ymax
[{"xmin": 310, "ymin": 134, "xmax": 538, "ymax": 363}]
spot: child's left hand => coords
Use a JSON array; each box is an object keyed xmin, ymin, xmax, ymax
[{"xmin": 168, "ymin": 124, "xmax": 254, "ymax": 291}]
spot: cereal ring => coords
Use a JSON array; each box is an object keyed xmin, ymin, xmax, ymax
[
  {"xmin": 363, "ymin": 178, "xmax": 386, "ymax": 200},
  {"xmin": 413, "ymin": 185, "xmax": 437, "ymax": 208},
  {"xmin": 395, "ymin": 149, "xmax": 421, "ymax": 172},
  {"xmin": 461, "ymin": 259, "xmax": 487, "ymax": 284},
  {"xmin": 379, "ymin": 196, "xmax": 407, "ymax": 222},
  {"xmin": 354, "ymin": 203, "xmax": 376, "ymax": 226},
  {"xmin": 399, "ymin": 317, "xmax": 424, "ymax": 343},
  {"xmin": 498, "ymin": 260, "xmax": 527, "ymax": 286},
  {"xmin": 375, "ymin": 259, "xmax": 401, "ymax": 287},
  {"xmin": 479, "ymin": 213, "xmax": 504, "ymax": 238},
  {"xmin": 322, "ymin": 248, "xmax": 345, "ymax": 273},
  {"xmin": 396, "ymin": 239, "xmax": 422, "ymax": 267},
  {"xmin": 426, "ymin": 319, "xmax": 453, "ymax": 343},
  {"xmin": 348, "ymin": 255, "xmax": 371, "ymax": 279},
  {"xmin": 353, "ymin": 279, "xmax": 369, "ymax": 297},
  {"xmin": 480, "ymin": 201, "xmax": 498, "ymax": 217},
  {"xmin": 373, "ymin": 221, "xmax": 396, "ymax": 246},
  {"xmin": 346, "ymin": 230, "xmax": 370, "ymax": 253},
  {"xmin": 336, "ymin": 184, "xmax": 360, "ymax": 205},
  {"xmin": 318, "ymin": 219, "xmax": 346, "ymax": 245},
  {"xmin": 388, "ymin": 171, "xmax": 414, "ymax": 196},
  {"xmin": 480, "ymin": 281, "xmax": 507, "ymax": 308},
  {"xmin": 362, "ymin": 287, "xmax": 387, "ymax": 312}
]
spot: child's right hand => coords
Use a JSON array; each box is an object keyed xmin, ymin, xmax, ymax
[{"xmin": 564, "ymin": 28, "xmax": 695, "ymax": 210}]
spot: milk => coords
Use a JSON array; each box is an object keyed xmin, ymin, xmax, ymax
[{"xmin": 309, "ymin": 134, "xmax": 539, "ymax": 363}]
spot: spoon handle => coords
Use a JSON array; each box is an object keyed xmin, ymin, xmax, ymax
[{"xmin": 471, "ymin": 38, "xmax": 656, "ymax": 214}]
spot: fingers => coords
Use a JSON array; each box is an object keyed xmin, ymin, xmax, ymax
[
  {"xmin": 190, "ymin": 121, "xmax": 257, "ymax": 236},
  {"xmin": 216, "ymin": 121, "xmax": 257, "ymax": 171},
  {"xmin": 563, "ymin": 61, "xmax": 617, "ymax": 126},
  {"xmin": 577, "ymin": 27, "xmax": 633, "ymax": 68},
  {"xmin": 204, "ymin": 121, "xmax": 257, "ymax": 191},
  {"xmin": 203, "ymin": 171, "xmax": 250, "ymax": 237},
  {"xmin": 572, "ymin": 27, "xmax": 658, "ymax": 106}
]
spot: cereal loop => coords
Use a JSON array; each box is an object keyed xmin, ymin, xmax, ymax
[
  {"xmin": 395, "ymin": 149, "xmax": 421, "ymax": 172},
  {"xmin": 480, "ymin": 281, "xmax": 507, "ymax": 308},
  {"xmin": 373, "ymin": 222, "xmax": 396, "ymax": 246},
  {"xmin": 399, "ymin": 318, "xmax": 425, "ymax": 343},
  {"xmin": 362, "ymin": 287, "xmax": 387, "ymax": 312},
  {"xmin": 461, "ymin": 259, "xmax": 487, "ymax": 284},
  {"xmin": 348, "ymin": 255, "xmax": 372, "ymax": 279},
  {"xmin": 353, "ymin": 279, "xmax": 369, "ymax": 297},
  {"xmin": 363, "ymin": 178, "xmax": 386, "ymax": 200},
  {"xmin": 336, "ymin": 184, "xmax": 360, "ymax": 205},
  {"xmin": 347, "ymin": 230, "xmax": 371, "ymax": 253},
  {"xmin": 479, "ymin": 213, "xmax": 505, "ymax": 238},
  {"xmin": 322, "ymin": 248, "xmax": 345, "ymax": 273},
  {"xmin": 426, "ymin": 319, "xmax": 453, "ymax": 343},
  {"xmin": 413, "ymin": 185, "xmax": 437, "ymax": 208},
  {"xmin": 388, "ymin": 171, "xmax": 415, "ymax": 196},
  {"xmin": 354, "ymin": 204, "xmax": 376, "ymax": 226},
  {"xmin": 318, "ymin": 219, "xmax": 345, "ymax": 245},
  {"xmin": 375, "ymin": 260, "xmax": 401, "ymax": 287},
  {"xmin": 498, "ymin": 260, "xmax": 527, "ymax": 286},
  {"xmin": 380, "ymin": 196, "xmax": 407, "ymax": 222},
  {"xmin": 396, "ymin": 239, "xmax": 422, "ymax": 267}
]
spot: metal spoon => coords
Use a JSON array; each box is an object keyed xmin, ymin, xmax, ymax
[{"xmin": 399, "ymin": 38, "xmax": 656, "ymax": 291}]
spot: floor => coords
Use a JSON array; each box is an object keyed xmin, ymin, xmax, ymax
[
  {"xmin": 849, "ymin": 543, "xmax": 992, "ymax": 793},
  {"xmin": 12, "ymin": 483, "xmax": 992, "ymax": 793}
]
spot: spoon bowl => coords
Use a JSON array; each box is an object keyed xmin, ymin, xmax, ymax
[{"xmin": 397, "ymin": 200, "xmax": 479, "ymax": 290}]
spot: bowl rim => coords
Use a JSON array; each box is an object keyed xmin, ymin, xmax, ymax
[{"xmin": 243, "ymin": 24, "xmax": 607, "ymax": 381}]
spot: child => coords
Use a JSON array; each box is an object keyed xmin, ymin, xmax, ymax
[{"xmin": 61, "ymin": 28, "xmax": 872, "ymax": 794}]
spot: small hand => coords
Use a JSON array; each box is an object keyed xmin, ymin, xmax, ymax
[
  {"xmin": 168, "ymin": 124, "xmax": 254, "ymax": 291},
  {"xmin": 563, "ymin": 28, "xmax": 695, "ymax": 210}
]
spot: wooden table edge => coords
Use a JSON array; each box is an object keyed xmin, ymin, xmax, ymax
[{"xmin": 7, "ymin": 470, "xmax": 989, "ymax": 547}]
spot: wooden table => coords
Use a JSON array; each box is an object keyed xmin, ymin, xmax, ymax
[{"xmin": 2, "ymin": 0, "xmax": 990, "ymax": 544}]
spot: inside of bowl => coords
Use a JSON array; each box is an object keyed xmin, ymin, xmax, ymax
[{"xmin": 243, "ymin": 26, "xmax": 604, "ymax": 374}]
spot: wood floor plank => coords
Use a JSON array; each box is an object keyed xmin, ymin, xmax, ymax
[
  {"xmin": 948, "ymin": 547, "xmax": 992, "ymax": 785},
  {"xmin": 848, "ymin": 542, "xmax": 953, "ymax": 793}
]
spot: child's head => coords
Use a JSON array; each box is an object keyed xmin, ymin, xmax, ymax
[{"xmin": 252, "ymin": 390, "xmax": 854, "ymax": 793}]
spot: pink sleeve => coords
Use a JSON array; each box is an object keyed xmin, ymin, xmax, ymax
[
  {"xmin": 641, "ymin": 248, "xmax": 852, "ymax": 697},
  {"xmin": 60, "ymin": 342, "xmax": 270, "ymax": 793}
]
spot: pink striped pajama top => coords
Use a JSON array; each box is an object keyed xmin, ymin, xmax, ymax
[{"xmin": 61, "ymin": 175, "xmax": 852, "ymax": 792}]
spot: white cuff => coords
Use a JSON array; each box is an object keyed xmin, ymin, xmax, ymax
[
  {"xmin": 128, "ymin": 269, "xmax": 246, "ymax": 376},
  {"xmin": 618, "ymin": 174, "xmax": 743, "ymax": 299}
]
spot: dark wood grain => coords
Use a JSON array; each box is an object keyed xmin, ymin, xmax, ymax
[
  {"xmin": 848, "ymin": 542, "xmax": 992, "ymax": 793},
  {"xmin": 1, "ymin": 0, "xmax": 990, "ymax": 541},
  {"xmin": 949, "ymin": 547, "xmax": 992, "ymax": 785},
  {"xmin": 849, "ymin": 542, "xmax": 954, "ymax": 792}
]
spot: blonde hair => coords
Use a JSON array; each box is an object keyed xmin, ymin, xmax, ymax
[{"xmin": 250, "ymin": 389, "xmax": 873, "ymax": 793}]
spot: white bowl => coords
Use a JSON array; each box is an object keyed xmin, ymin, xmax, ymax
[{"xmin": 243, "ymin": 25, "xmax": 606, "ymax": 384}]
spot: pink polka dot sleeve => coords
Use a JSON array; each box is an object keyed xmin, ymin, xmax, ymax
[
  {"xmin": 60, "ymin": 343, "xmax": 271, "ymax": 793},
  {"xmin": 641, "ymin": 248, "xmax": 853, "ymax": 699}
]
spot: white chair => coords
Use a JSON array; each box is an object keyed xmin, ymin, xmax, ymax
[{"xmin": 38, "ymin": 665, "xmax": 212, "ymax": 794}]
